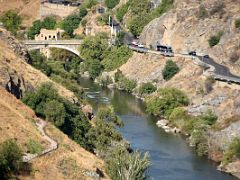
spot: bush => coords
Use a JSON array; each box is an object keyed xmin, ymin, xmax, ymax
[
  {"xmin": 116, "ymin": 3, "xmax": 129, "ymax": 22},
  {"xmin": 162, "ymin": 60, "xmax": 180, "ymax": 80},
  {"xmin": 79, "ymin": 33, "xmax": 109, "ymax": 61},
  {"xmin": 87, "ymin": 106, "xmax": 123, "ymax": 155},
  {"xmin": 106, "ymin": 146, "xmax": 151, "ymax": 180},
  {"xmin": 105, "ymin": 0, "xmax": 120, "ymax": 9},
  {"xmin": 235, "ymin": 18, "xmax": 240, "ymax": 29},
  {"xmin": 138, "ymin": 82, "xmax": 157, "ymax": 96},
  {"xmin": 83, "ymin": 0, "xmax": 97, "ymax": 9},
  {"xmin": 81, "ymin": 59, "xmax": 103, "ymax": 79},
  {"xmin": 223, "ymin": 138, "xmax": 240, "ymax": 164},
  {"xmin": 22, "ymin": 83, "xmax": 92, "ymax": 150},
  {"xmin": 208, "ymin": 31, "xmax": 224, "ymax": 47},
  {"xmin": 42, "ymin": 16, "xmax": 56, "ymax": 30},
  {"xmin": 61, "ymin": 14, "xmax": 82, "ymax": 37},
  {"xmin": 102, "ymin": 45, "xmax": 132, "ymax": 71},
  {"xmin": 27, "ymin": 139, "xmax": 43, "ymax": 154},
  {"xmin": 0, "ymin": 139, "xmax": 23, "ymax": 178},
  {"xmin": 199, "ymin": 109, "xmax": 217, "ymax": 125},
  {"xmin": 198, "ymin": 6, "xmax": 208, "ymax": 19},
  {"xmin": 0, "ymin": 10, "xmax": 22, "ymax": 35},
  {"xmin": 146, "ymin": 87, "xmax": 189, "ymax": 117},
  {"xmin": 118, "ymin": 76, "xmax": 137, "ymax": 93}
]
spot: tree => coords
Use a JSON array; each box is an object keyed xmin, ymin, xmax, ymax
[
  {"xmin": 61, "ymin": 14, "xmax": 82, "ymax": 37},
  {"xmin": 106, "ymin": 146, "xmax": 151, "ymax": 180},
  {"xmin": 42, "ymin": 16, "xmax": 56, "ymax": 29},
  {"xmin": 138, "ymin": 82, "xmax": 157, "ymax": 96},
  {"xmin": 0, "ymin": 139, "xmax": 23, "ymax": 178},
  {"xmin": 105, "ymin": 0, "xmax": 120, "ymax": 9},
  {"xmin": 0, "ymin": 10, "xmax": 22, "ymax": 35},
  {"xmin": 27, "ymin": 20, "xmax": 42, "ymax": 39},
  {"xmin": 146, "ymin": 87, "xmax": 189, "ymax": 117},
  {"xmin": 79, "ymin": 33, "xmax": 109, "ymax": 61},
  {"xmin": 44, "ymin": 100, "xmax": 66, "ymax": 127},
  {"xmin": 162, "ymin": 60, "xmax": 180, "ymax": 80},
  {"xmin": 79, "ymin": 6, "xmax": 88, "ymax": 18},
  {"xmin": 208, "ymin": 31, "xmax": 224, "ymax": 47}
]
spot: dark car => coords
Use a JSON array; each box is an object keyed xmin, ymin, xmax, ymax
[
  {"xmin": 188, "ymin": 51, "xmax": 197, "ymax": 56},
  {"xmin": 203, "ymin": 55, "xmax": 209, "ymax": 59}
]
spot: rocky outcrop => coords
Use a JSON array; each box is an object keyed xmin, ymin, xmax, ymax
[{"xmin": 0, "ymin": 28, "xmax": 31, "ymax": 63}]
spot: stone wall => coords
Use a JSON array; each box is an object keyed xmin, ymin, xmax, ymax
[{"xmin": 40, "ymin": 2, "xmax": 78, "ymax": 19}]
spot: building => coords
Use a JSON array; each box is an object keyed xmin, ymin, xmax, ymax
[{"xmin": 35, "ymin": 28, "xmax": 65, "ymax": 41}]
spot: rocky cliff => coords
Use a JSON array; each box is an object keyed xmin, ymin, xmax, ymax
[
  {"xmin": 0, "ymin": 27, "xmax": 77, "ymax": 102},
  {"xmin": 140, "ymin": 0, "xmax": 240, "ymax": 74}
]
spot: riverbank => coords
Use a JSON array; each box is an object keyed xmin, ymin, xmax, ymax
[{"xmin": 79, "ymin": 75, "xmax": 238, "ymax": 179}]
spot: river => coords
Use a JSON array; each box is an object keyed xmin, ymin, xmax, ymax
[{"xmin": 78, "ymin": 77, "xmax": 236, "ymax": 180}]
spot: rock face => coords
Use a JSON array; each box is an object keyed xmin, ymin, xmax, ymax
[
  {"xmin": 140, "ymin": 0, "xmax": 240, "ymax": 74},
  {"xmin": 0, "ymin": 28, "xmax": 77, "ymax": 103}
]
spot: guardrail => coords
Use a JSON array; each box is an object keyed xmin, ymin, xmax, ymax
[{"xmin": 23, "ymin": 40, "xmax": 83, "ymax": 45}]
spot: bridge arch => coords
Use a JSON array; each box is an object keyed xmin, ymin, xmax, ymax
[{"xmin": 27, "ymin": 45, "xmax": 80, "ymax": 57}]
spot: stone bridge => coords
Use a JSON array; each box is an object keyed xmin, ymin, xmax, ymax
[{"xmin": 23, "ymin": 40, "xmax": 83, "ymax": 57}]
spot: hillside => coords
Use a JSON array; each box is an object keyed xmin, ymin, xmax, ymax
[
  {"xmin": 0, "ymin": 0, "xmax": 40, "ymax": 27},
  {"xmin": 0, "ymin": 87, "xmax": 108, "ymax": 179}
]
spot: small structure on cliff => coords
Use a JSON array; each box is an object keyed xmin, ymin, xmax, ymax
[{"xmin": 35, "ymin": 28, "xmax": 64, "ymax": 41}]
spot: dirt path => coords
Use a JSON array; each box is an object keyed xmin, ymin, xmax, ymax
[{"xmin": 22, "ymin": 118, "xmax": 58, "ymax": 162}]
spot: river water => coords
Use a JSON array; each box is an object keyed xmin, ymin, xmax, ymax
[{"xmin": 78, "ymin": 77, "xmax": 236, "ymax": 180}]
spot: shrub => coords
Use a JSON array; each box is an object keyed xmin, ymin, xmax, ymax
[
  {"xmin": 198, "ymin": 6, "xmax": 208, "ymax": 19},
  {"xmin": 146, "ymin": 87, "xmax": 189, "ymax": 117},
  {"xmin": 138, "ymin": 82, "xmax": 157, "ymax": 96},
  {"xmin": 199, "ymin": 109, "xmax": 217, "ymax": 125},
  {"xmin": 118, "ymin": 77, "xmax": 137, "ymax": 93},
  {"xmin": 79, "ymin": 6, "xmax": 88, "ymax": 18},
  {"xmin": 223, "ymin": 138, "xmax": 240, "ymax": 164},
  {"xmin": 0, "ymin": 139, "xmax": 23, "ymax": 178},
  {"xmin": 208, "ymin": 31, "xmax": 224, "ymax": 47},
  {"xmin": 27, "ymin": 139, "xmax": 43, "ymax": 154},
  {"xmin": 116, "ymin": 3, "xmax": 129, "ymax": 22},
  {"xmin": 79, "ymin": 33, "xmax": 109, "ymax": 61},
  {"xmin": 81, "ymin": 59, "xmax": 104, "ymax": 79},
  {"xmin": 105, "ymin": 0, "xmax": 120, "ymax": 9},
  {"xmin": 22, "ymin": 83, "xmax": 92, "ymax": 151},
  {"xmin": 102, "ymin": 45, "xmax": 132, "ymax": 71},
  {"xmin": 235, "ymin": 18, "xmax": 240, "ymax": 29},
  {"xmin": 42, "ymin": 16, "xmax": 56, "ymax": 29},
  {"xmin": 106, "ymin": 146, "xmax": 151, "ymax": 180},
  {"xmin": 204, "ymin": 76, "xmax": 215, "ymax": 94},
  {"xmin": 61, "ymin": 14, "xmax": 82, "ymax": 37},
  {"xmin": 0, "ymin": 10, "xmax": 22, "ymax": 35},
  {"xmin": 162, "ymin": 60, "xmax": 180, "ymax": 80},
  {"xmin": 114, "ymin": 69, "xmax": 124, "ymax": 82},
  {"xmin": 83, "ymin": 0, "xmax": 97, "ymax": 9},
  {"xmin": 87, "ymin": 106, "xmax": 123, "ymax": 155}
]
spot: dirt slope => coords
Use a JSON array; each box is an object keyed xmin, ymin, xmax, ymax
[{"xmin": 0, "ymin": 0, "xmax": 40, "ymax": 27}]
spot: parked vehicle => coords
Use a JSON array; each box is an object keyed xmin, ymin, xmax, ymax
[
  {"xmin": 203, "ymin": 55, "xmax": 209, "ymax": 59},
  {"xmin": 188, "ymin": 51, "xmax": 197, "ymax": 56},
  {"xmin": 156, "ymin": 44, "xmax": 174, "ymax": 57}
]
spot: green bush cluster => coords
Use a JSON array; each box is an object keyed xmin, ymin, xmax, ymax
[
  {"xmin": 27, "ymin": 16, "xmax": 57, "ymax": 39},
  {"xmin": 102, "ymin": 45, "xmax": 132, "ymax": 71},
  {"xmin": 29, "ymin": 50, "xmax": 84, "ymax": 100},
  {"xmin": 27, "ymin": 139, "xmax": 43, "ymax": 154},
  {"xmin": 223, "ymin": 138, "xmax": 240, "ymax": 164},
  {"xmin": 162, "ymin": 60, "xmax": 180, "ymax": 80},
  {"xmin": 169, "ymin": 107, "xmax": 218, "ymax": 156},
  {"xmin": 105, "ymin": 0, "xmax": 120, "ymax": 9},
  {"xmin": 87, "ymin": 106, "xmax": 151, "ymax": 179},
  {"xmin": 22, "ymin": 83, "xmax": 92, "ymax": 150},
  {"xmin": 138, "ymin": 82, "xmax": 157, "ymax": 96},
  {"xmin": 114, "ymin": 70, "xmax": 136, "ymax": 93},
  {"xmin": 208, "ymin": 31, "xmax": 224, "ymax": 47},
  {"xmin": 80, "ymin": 33, "xmax": 132, "ymax": 79},
  {"xmin": 146, "ymin": 87, "xmax": 189, "ymax": 117},
  {"xmin": 0, "ymin": 10, "xmax": 22, "ymax": 35},
  {"xmin": 0, "ymin": 139, "xmax": 23, "ymax": 179},
  {"xmin": 83, "ymin": 0, "xmax": 97, "ymax": 9},
  {"xmin": 116, "ymin": 0, "xmax": 174, "ymax": 37}
]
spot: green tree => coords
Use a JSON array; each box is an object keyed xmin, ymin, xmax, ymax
[
  {"xmin": 106, "ymin": 146, "xmax": 151, "ymax": 180},
  {"xmin": 27, "ymin": 20, "xmax": 42, "ymax": 39},
  {"xmin": 116, "ymin": 3, "xmax": 129, "ymax": 22},
  {"xmin": 79, "ymin": 33, "xmax": 109, "ymax": 61},
  {"xmin": 79, "ymin": 6, "xmax": 88, "ymax": 18},
  {"xmin": 44, "ymin": 100, "xmax": 66, "ymax": 127},
  {"xmin": 162, "ymin": 60, "xmax": 180, "ymax": 80},
  {"xmin": 42, "ymin": 16, "xmax": 56, "ymax": 29},
  {"xmin": 61, "ymin": 14, "xmax": 82, "ymax": 37},
  {"xmin": 102, "ymin": 45, "xmax": 132, "ymax": 71},
  {"xmin": 0, "ymin": 139, "xmax": 23, "ymax": 178},
  {"xmin": 199, "ymin": 109, "xmax": 217, "ymax": 125},
  {"xmin": 105, "ymin": 0, "xmax": 120, "ymax": 9},
  {"xmin": 146, "ymin": 87, "xmax": 189, "ymax": 117},
  {"xmin": 0, "ymin": 10, "xmax": 22, "ymax": 35}
]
